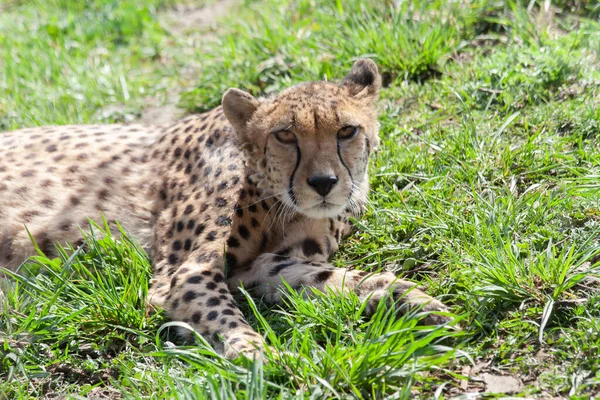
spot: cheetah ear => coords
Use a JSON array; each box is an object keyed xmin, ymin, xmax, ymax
[
  {"xmin": 222, "ymin": 88, "xmax": 260, "ymax": 136},
  {"xmin": 340, "ymin": 58, "xmax": 381, "ymax": 101}
]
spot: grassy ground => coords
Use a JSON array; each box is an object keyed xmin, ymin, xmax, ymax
[{"xmin": 1, "ymin": 0, "xmax": 599, "ymax": 398}]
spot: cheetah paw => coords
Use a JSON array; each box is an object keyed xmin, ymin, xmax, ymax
[
  {"xmin": 224, "ymin": 336, "xmax": 268, "ymax": 361},
  {"xmin": 364, "ymin": 284, "xmax": 452, "ymax": 326}
]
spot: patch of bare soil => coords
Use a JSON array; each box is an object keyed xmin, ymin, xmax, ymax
[
  {"xmin": 138, "ymin": 91, "xmax": 183, "ymax": 127},
  {"xmin": 48, "ymin": 363, "xmax": 120, "ymax": 386},
  {"xmin": 25, "ymin": 365, "xmax": 122, "ymax": 400},
  {"xmin": 163, "ymin": 0, "xmax": 240, "ymax": 35},
  {"xmin": 137, "ymin": 0, "xmax": 239, "ymax": 126}
]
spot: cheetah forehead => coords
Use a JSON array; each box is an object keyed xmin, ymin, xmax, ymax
[{"xmin": 252, "ymin": 82, "xmax": 378, "ymax": 137}]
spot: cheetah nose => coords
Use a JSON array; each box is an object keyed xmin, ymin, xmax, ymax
[{"xmin": 307, "ymin": 175, "xmax": 338, "ymax": 197}]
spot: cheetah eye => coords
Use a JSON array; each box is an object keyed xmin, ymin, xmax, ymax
[
  {"xmin": 274, "ymin": 130, "xmax": 297, "ymax": 144},
  {"xmin": 337, "ymin": 126, "xmax": 359, "ymax": 140}
]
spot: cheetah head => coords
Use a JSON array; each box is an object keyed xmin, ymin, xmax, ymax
[{"xmin": 222, "ymin": 59, "xmax": 381, "ymax": 219}]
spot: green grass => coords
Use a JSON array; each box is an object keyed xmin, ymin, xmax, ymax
[{"xmin": 1, "ymin": 0, "xmax": 600, "ymax": 398}]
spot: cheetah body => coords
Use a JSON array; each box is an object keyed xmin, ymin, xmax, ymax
[
  {"xmin": 0, "ymin": 60, "xmax": 449, "ymax": 358},
  {"xmin": 0, "ymin": 124, "xmax": 159, "ymax": 267}
]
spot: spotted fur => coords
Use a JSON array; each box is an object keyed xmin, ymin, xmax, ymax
[{"xmin": 0, "ymin": 59, "xmax": 449, "ymax": 359}]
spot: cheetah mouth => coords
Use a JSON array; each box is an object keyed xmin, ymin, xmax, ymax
[
  {"xmin": 300, "ymin": 200, "xmax": 345, "ymax": 219},
  {"xmin": 308, "ymin": 199, "xmax": 343, "ymax": 208},
  {"xmin": 316, "ymin": 201, "xmax": 338, "ymax": 208}
]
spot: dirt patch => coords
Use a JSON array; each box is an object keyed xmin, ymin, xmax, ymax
[
  {"xmin": 164, "ymin": 0, "xmax": 240, "ymax": 35},
  {"xmin": 479, "ymin": 373, "xmax": 524, "ymax": 394},
  {"xmin": 49, "ymin": 363, "xmax": 119, "ymax": 385},
  {"xmin": 83, "ymin": 387, "xmax": 123, "ymax": 400},
  {"xmin": 138, "ymin": 91, "xmax": 184, "ymax": 127},
  {"xmin": 137, "ymin": 0, "xmax": 239, "ymax": 126}
]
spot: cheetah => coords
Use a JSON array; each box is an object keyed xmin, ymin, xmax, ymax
[{"xmin": 0, "ymin": 59, "xmax": 450, "ymax": 358}]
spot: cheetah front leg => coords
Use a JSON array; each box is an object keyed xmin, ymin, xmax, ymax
[
  {"xmin": 228, "ymin": 253, "xmax": 451, "ymax": 325},
  {"xmin": 150, "ymin": 260, "xmax": 266, "ymax": 359}
]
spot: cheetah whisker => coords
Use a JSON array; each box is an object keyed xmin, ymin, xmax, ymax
[{"xmin": 238, "ymin": 190, "xmax": 289, "ymax": 211}]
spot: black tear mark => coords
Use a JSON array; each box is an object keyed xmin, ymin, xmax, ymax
[
  {"xmin": 337, "ymin": 141, "xmax": 353, "ymax": 182},
  {"xmin": 288, "ymin": 144, "xmax": 301, "ymax": 205}
]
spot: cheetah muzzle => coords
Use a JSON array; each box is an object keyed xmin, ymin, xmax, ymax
[{"xmin": 0, "ymin": 59, "xmax": 452, "ymax": 360}]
